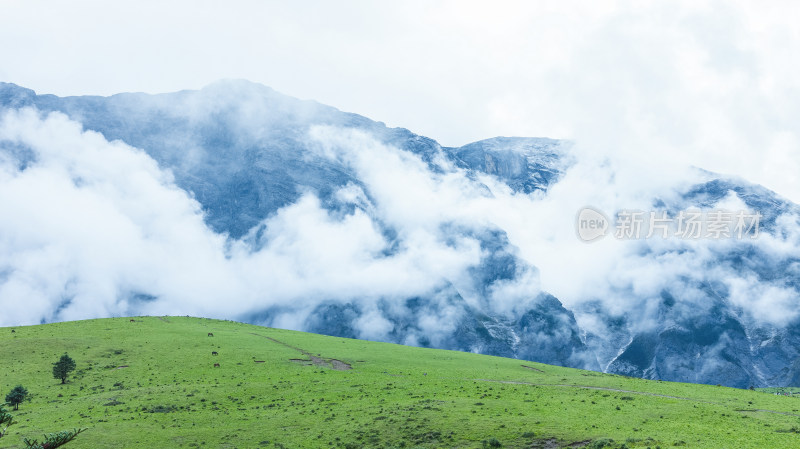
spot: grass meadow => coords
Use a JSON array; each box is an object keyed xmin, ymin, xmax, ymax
[{"xmin": 2, "ymin": 316, "xmax": 800, "ymax": 448}]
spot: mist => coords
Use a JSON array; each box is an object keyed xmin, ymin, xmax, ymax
[{"xmin": 1, "ymin": 87, "xmax": 799, "ymax": 382}]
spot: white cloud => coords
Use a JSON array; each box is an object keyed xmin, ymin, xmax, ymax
[
  {"xmin": 0, "ymin": 109, "xmax": 491, "ymax": 333},
  {"xmin": 2, "ymin": 1, "xmax": 799, "ymax": 204},
  {"xmin": 1, "ymin": 97, "xmax": 798, "ymax": 376}
]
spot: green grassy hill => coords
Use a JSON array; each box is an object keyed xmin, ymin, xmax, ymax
[{"xmin": 1, "ymin": 317, "xmax": 799, "ymax": 449}]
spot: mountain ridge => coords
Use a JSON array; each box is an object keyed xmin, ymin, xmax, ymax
[{"xmin": 1, "ymin": 80, "xmax": 799, "ymax": 388}]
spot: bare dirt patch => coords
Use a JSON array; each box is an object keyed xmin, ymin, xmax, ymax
[
  {"xmin": 529, "ymin": 438, "xmax": 559, "ymax": 449},
  {"xmin": 527, "ymin": 438, "xmax": 590, "ymax": 449},
  {"xmin": 330, "ymin": 359, "xmax": 352, "ymax": 370},
  {"xmin": 251, "ymin": 333, "xmax": 353, "ymax": 370}
]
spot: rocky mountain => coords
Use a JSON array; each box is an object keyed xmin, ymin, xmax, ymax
[{"xmin": 1, "ymin": 80, "xmax": 799, "ymax": 387}]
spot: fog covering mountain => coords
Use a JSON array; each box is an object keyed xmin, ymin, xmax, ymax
[{"xmin": 1, "ymin": 80, "xmax": 799, "ymax": 388}]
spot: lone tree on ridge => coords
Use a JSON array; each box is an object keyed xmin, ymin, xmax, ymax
[{"xmin": 52, "ymin": 354, "xmax": 76, "ymax": 384}]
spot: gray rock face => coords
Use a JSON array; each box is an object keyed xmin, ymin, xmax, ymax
[
  {"xmin": 577, "ymin": 177, "xmax": 800, "ymax": 388},
  {"xmin": 305, "ymin": 290, "xmax": 592, "ymax": 369},
  {"xmin": 445, "ymin": 136, "xmax": 573, "ymax": 194}
]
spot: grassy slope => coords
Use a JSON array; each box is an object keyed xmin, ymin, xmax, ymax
[{"xmin": 1, "ymin": 317, "xmax": 799, "ymax": 449}]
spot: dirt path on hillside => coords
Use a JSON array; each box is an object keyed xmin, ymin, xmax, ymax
[
  {"xmin": 249, "ymin": 333, "xmax": 352, "ymax": 370},
  {"xmin": 521, "ymin": 364, "xmax": 545, "ymax": 373}
]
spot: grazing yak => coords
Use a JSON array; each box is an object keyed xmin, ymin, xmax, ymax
[
  {"xmin": 213, "ymin": 363, "xmax": 220, "ymax": 368},
  {"xmin": 208, "ymin": 332, "xmax": 214, "ymax": 337},
  {"xmin": 212, "ymin": 351, "xmax": 218, "ymax": 356}
]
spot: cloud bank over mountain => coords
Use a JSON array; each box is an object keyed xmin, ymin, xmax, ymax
[
  {"xmin": 0, "ymin": 104, "xmax": 550, "ymax": 348},
  {"xmin": 1, "ymin": 81, "xmax": 799, "ymax": 387}
]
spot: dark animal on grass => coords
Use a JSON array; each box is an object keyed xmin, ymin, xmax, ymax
[
  {"xmin": 130, "ymin": 319, "xmax": 135, "ymax": 322},
  {"xmin": 213, "ymin": 363, "xmax": 220, "ymax": 368},
  {"xmin": 208, "ymin": 333, "xmax": 214, "ymax": 337},
  {"xmin": 212, "ymin": 351, "xmax": 218, "ymax": 356}
]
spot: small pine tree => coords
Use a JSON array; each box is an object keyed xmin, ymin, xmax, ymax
[
  {"xmin": 5, "ymin": 385, "xmax": 29, "ymax": 410},
  {"xmin": 0, "ymin": 404, "xmax": 12, "ymax": 440},
  {"xmin": 52, "ymin": 354, "xmax": 77, "ymax": 384},
  {"xmin": 23, "ymin": 428, "xmax": 86, "ymax": 449},
  {"xmin": 0, "ymin": 403, "xmax": 85, "ymax": 448}
]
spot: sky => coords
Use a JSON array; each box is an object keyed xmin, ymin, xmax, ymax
[{"xmin": 1, "ymin": 0, "xmax": 799, "ymax": 203}]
